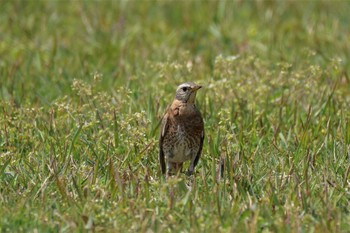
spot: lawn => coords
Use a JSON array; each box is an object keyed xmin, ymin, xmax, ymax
[{"xmin": 1, "ymin": 1, "xmax": 350, "ymax": 232}]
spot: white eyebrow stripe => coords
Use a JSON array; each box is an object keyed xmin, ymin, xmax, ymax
[{"xmin": 177, "ymin": 83, "xmax": 192, "ymax": 90}]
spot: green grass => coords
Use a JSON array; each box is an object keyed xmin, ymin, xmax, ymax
[{"xmin": 1, "ymin": 1, "xmax": 350, "ymax": 232}]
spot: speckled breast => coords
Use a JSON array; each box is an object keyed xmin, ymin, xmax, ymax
[{"xmin": 163, "ymin": 124, "xmax": 200, "ymax": 163}]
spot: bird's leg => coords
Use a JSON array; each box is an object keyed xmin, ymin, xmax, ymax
[
  {"xmin": 167, "ymin": 163, "xmax": 184, "ymax": 176},
  {"xmin": 167, "ymin": 162, "xmax": 175, "ymax": 176},
  {"xmin": 186, "ymin": 156, "xmax": 196, "ymax": 176},
  {"xmin": 167, "ymin": 162, "xmax": 179, "ymax": 176}
]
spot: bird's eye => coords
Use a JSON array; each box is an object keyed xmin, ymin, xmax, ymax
[{"xmin": 182, "ymin": 87, "xmax": 188, "ymax": 92}]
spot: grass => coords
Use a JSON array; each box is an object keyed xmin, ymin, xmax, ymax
[{"xmin": 1, "ymin": 1, "xmax": 350, "ymax": 232}]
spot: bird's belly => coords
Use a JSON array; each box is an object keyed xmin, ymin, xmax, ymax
[
  {"xmin": 166, "ymin": 134, "xmax": 199, "ymax": 163},
  {"xmin": 170, "ymin": 138, "xmax": 192, "ymax": 162}
]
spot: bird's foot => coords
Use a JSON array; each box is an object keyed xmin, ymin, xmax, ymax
[{"xmin": 185, "ymin": 170, "xmax": 193, "ymax": 176}]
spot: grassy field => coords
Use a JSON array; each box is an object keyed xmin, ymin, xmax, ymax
[{"xmin": 1, "ymin": 1, "xmax": 350, "ymax": 232}]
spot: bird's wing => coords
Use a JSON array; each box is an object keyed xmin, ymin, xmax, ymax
[
  {"xmin": 193, "ymin": 124, "xmax": 204, "ymax": 168},
  {"xmin": 159, "ymin": 112, "xmax": 169, "ymax": 175}
]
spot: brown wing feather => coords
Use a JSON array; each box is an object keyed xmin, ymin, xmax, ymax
[
  {"xmin": 159, "ymin": 113, "xmax": 169, "ymax": 175},
  {"xmin": 193, "ymin": 129, "xmax": 204, "ymax": 167}
]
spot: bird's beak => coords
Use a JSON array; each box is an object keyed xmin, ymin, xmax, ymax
[{"xmin": 191, "ymin": 85, "xmax": 202, "ymax": 92}]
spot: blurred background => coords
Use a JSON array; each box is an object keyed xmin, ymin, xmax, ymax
[
  {"xmin": 1, "ymin": 1, "xmax": 350, "ymax": 232},
  {"xmin": 1, "ymin": 1, "xmax": 349, "ymax": 105}
]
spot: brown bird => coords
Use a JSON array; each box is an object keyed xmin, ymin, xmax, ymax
[{"xmin": 159, "ymin": 82, "xmax": 204, "ymax": 176}]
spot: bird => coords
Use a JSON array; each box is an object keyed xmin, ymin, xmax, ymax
[{"xmin": 159, "ymin": 82, "xmax": 204, "ymax": 176}]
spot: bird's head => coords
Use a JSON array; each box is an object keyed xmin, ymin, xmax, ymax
[{"xmin": 175, "ymin": 82, "xmax": 202, "ymax": 104}]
